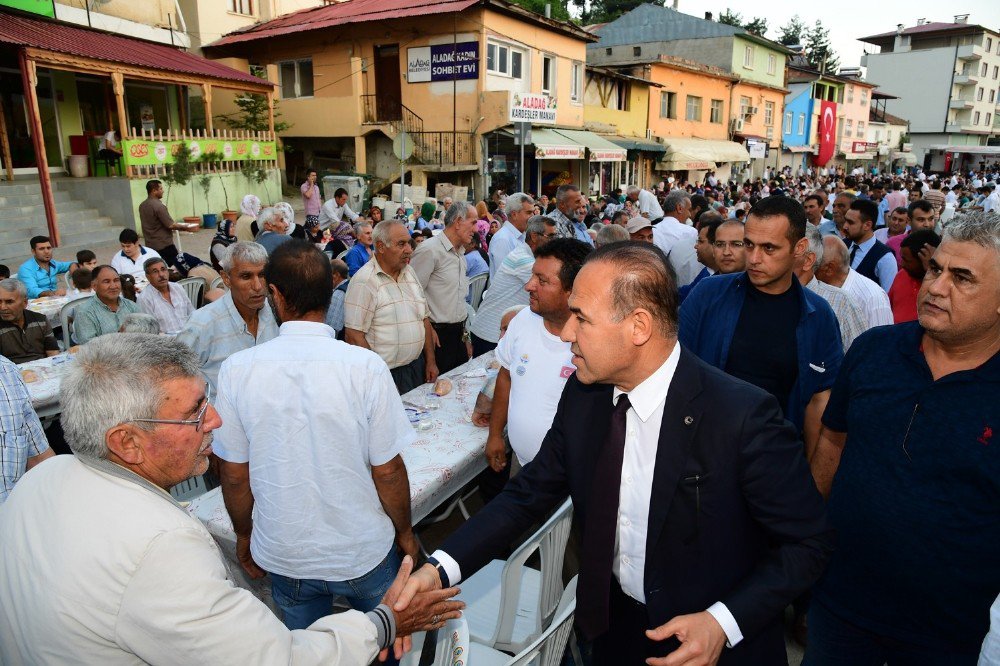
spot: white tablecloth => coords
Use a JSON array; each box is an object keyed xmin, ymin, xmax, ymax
[
  {"xmin": 21, "ymin": 353, "xmax": 74, "ymax": 420},
  {"xmin": 27, "ymin": 296, "xmax": 69, "ymax": 330},
  {"xmin": 186, "ymin": 352, "xmax": 495, "ymax": 597}
]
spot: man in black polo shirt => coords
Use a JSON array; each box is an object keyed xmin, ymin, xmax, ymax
[
  {"xmin": 0, "ymin": 278, "xmax": 60, "ymax": 364},
  {"xmin": 808, "ymin": 211, "xmax": 1000, "ymax": 663}
]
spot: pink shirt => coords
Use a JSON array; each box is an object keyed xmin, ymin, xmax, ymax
[
  {"xmin": 301, "ymin": 181, "xmax": 321, "ymax": 217},
  {"xmin": 887, "ymin": 232, "xmax": 908, "ymax": 267}
]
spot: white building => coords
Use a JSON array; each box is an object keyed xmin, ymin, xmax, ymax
[{"xmin": 860, "ymin": 15, "xmax": 1000, "ymax": 169}]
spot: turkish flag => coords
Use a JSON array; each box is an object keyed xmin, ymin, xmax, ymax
[{"xmin": 814, "ymin": 100, "xmax": 837, "ymax": 167}]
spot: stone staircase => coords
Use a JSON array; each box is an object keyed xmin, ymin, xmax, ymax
[{"xmin": 0, "ymin": 180, "xmax": 123, "ymax": 267}]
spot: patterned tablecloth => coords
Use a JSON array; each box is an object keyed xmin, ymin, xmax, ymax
[
  {"xmin": 26, "ymin": 296, "xmax": 70, "ymax": 330},
  {"xmin": 185, "ymin": 351, "xmax": 496, "ymax": 603},
  {"xmin": 21, "ymin": 353, "xmax": 75, "ymax": 420}
]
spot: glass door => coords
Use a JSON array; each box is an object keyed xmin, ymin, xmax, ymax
[{"xmin": 0, "ymin": 67, "xmax": 64, "ymax": 172}]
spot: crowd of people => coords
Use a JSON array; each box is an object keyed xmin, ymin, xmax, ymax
[{"xmin": 0, "ymin": 162, "xmax": 998, "ymax": 665}]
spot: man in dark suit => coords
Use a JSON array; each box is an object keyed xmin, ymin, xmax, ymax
[{"xmin": 395, "ymin": 242, "xmax": 834, "ymax": 665}]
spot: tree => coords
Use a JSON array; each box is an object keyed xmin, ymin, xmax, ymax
[
  {"xmin": 585, "ymin": 0, "xmax": 661, "ymax": 24},
  {"xmin": 778, "ymin": 14, "xmax": 807, "ymax": 46},
  {"xmin": 718, "ymin": 8, "xmax": 742, "ymax": 27},
  {"xmin": 507, "ymin": 0, "xmax": 571, "ymax": 21},
  {"xmin": 717, "ymin": 8, "xmax": 767, "ymax": 37},
  {"xmin": 214, "ymin": 71, "xmax": 291, "ymax": 135},
  {"xmin": 743, "ymin": 17, "xmax": 768, "ymax": 37},
  {"xmin": 805, "ymin": 19, "xmax": 840, "ymax": 73}
]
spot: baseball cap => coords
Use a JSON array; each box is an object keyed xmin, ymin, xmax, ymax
[{"xmin": 625, "ymin": 216, "xmax": 652, "ymax": 234}]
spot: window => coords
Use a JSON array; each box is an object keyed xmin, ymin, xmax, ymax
[
  {"xmin": 767, "ymin": 54, "xmax": 776, "ymax": 75},
  {"xmin": 988, "ymin": 37, "xmax": 994, "ymax": 52},
  {"xmin": 766, "ymin": 126, "xmax": 774, "ymax": 140},
  {"xmin": 974, "ymin": 111, "xmax": 981, "ymax": 124},
  {"xmin": 875, "ymin": 129, "xmax": 882, "ymax": 141},
  {"xmin": 570, "ymin": 62, "xmax": 582, "ymax": 103},
  {"xmin": 614, "ymin": 81, "xmax": 631, "ymax": 111},
  {"xmin": 764, "ymin": 101, "xmax": 774, "ymax": 125},
  {"xmin": 797, "ymin": 113, "xmax": 805, "ymax": 135},
  {"xmin": 660, "ymin": 91, "xmax": 677, "ymax": 119},
  {"xmin": 739, "ymin": 95, "xmax": 751, "ymax": 117},
  {"xmin": 845, "ymin": 119, "xmax": 853, "ymax": 135},
  {"xmin": 633, "ymin": 46, "xmax": 641, "ymax": 57},
  {"xmin": 784, "ymin": 112, "xmax": 792, "ymax": 133},
  {"xmin": 860, "ymin": 89, "xmax": 868, "ymax": 106},
  {"xmin": 685, "ymin": 95, "xmax": 702, "ymax": 121},
  {"xmin": 487, "ymin": 42, "xmax": 525, "ymax": 79},
  {"xmin": 988, "ymin": 113, "xmax": 993, "ymax": 126},
  {"xmin": 743, "ymin": 45, "xmax": 754, "ymax": 68},
  {"xmin": 542, "ymin": 55, "xmax": 555, "ymax": 94},
  {"xmin": 605, "ymin": 47, "xmax": 612, "ymax": 56},
  {"xmin": 279, "ymin": 59, "xmax": 313, "ymax": 98},
  {"xmin": 857, "ymin": 120, "xmax": 865, "ymax": 137},
  {"xmin": 994, "ymin": 65, "xmax": 999, "ymax": 79},
  {"xmin": 983, "ymin": 62, "xmax": 989, "ymax": 77},
  {"xmin": 710, "ymin": 99, "xmax": 723, "ymax": 123},
  {"xmin": 249, "ymin": 63, "xmax": 266, "ymax": 79},
  {"xmin": 230, "ymin": 0, "xmax": 253, "ymax": 15},
  {"xmin": 991, "ymin": 89, "xmax": 996, "ymax": 103},
  {"xmin": 847, "ymin": 85, "xmax": 854, "ymax": 104},
  {"xmin": 978, "ymin": 87, "xmax": 985, "ymax": 101}
]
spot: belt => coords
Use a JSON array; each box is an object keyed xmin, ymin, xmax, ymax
[{"xmin": 431, "ymin": 320, "xmax": 466, "ymax": 329}]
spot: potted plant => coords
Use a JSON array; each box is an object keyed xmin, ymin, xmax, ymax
[
  {"xmin": 162, "ymin": 141, "xmax": 201, "ymax": 226},
  {"xmin": 198, "ymin": 150, "xmax": 237, "ymax": 221},
  {"xmin": 239, "ymin": 158, "xmax": 272, "ymax": 204}
]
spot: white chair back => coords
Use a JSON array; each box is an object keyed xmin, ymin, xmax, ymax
[
  {"xmin": 469, "ymin": 273, "xmax": 488, "ymax": 311},
  {"xmin": 59, "ymin": 295, "xmax": 92, "ymax": 349},
  {"xmin": 508, "ymin": 576, "xmax": 577, "ymax": 666},
  {"xmin": 401, "ymin": 616, "xmax": 469, "ymax": 666},
  {"xmin": 491, "ymin": 499, "xmax": 573, "ymax": 651},
  {"xmin": 178, "ymin": 276, "xmax": 207, "ymax": 308},
  {"xmin": 210, "ymin": 275, "xmax": 226, "ymax": 292},
  {"xmin": 335, "ymin": 249, "xmax": 350, "ymax": 261}
]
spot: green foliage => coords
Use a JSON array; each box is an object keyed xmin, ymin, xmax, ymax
[
  {"xmin": 717, "ymin": 8, "xmax": 766, "ymax": 37},
  {"xmin": 805, "ymin": 20, "xmax": 840, "ymax": 73},
  {"xmin": 214, "ymin": 70, "xmax": 291, "ymax": 134},
  {"xmin": 717, "ymin": 8, "xmax": 742, "ymax": 26},
  {"xmin": 507, "ymin": 0, "xmax": 571, "ymax": 21},
  {"xmin": 743, "ymin": 17, "xmax": 768, "ymax": 38},
  {"xmin": 778, "ymin": 14, "xmax": 807, "ymax": 46},
  {"xmin": 586, "ymin": 0, "xmax": 660, "ymax": 24}
]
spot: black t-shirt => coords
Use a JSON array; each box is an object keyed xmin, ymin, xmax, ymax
[{"xmin": 724, "ymin": 281, "xmax": 800, "ymax": 414}]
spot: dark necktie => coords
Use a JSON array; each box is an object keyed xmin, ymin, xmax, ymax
[
  {"xmin": 576, "ymin": 394, "xmax": 632, "ymax": 641},
  {"xmin": 849, "ymin": 243, "xmax": 859, "ymax": 266}
]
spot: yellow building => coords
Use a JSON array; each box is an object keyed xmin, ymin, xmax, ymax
[{"xmin": 206, "ymin": 0, "xmax": 613, "ymax": 199}]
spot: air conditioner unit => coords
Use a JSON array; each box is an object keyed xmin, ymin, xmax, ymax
[{"xmin": 731, "ymin": 118, "xmax": 745, "ymax": 131}]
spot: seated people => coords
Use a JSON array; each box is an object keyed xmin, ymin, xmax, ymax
[
  {"xmin": 17, "ymin": 235, "xmax": 77, "ymax": 298},
  {"xmin": 76, "ymin": 249, "xmax": 98, "ymax": 273},
  {"xmin": 110, "ymin": 228, "xmax": 161, "ymax": 283},
  {"xmin": 0, "ymin": 356, "xmax": 53, "ymax": 504},
  {"xmin": 325, "ymin": 258, "xmax": 350, "ymax": 339},
  {"xmin": 0, "ymin": 278, "xmax": 60, "ymax": 363},
  {"xmin": 137, "ymin": 258, "xmax": 196, "ymax": 335},
  {"xmin": 73, "ymin": 266, "xmax": 140, "ymax": 344},
  {"xmin": 68, "ymin": 268, "xmax": 94, "ymax": 300},
  {"xmin": 0, "ymin": 265, "xmax": 9, "ymax": 279},
  {"xmin": 119, "ymin": 313, "xmax": 161, "ymax": 334}
]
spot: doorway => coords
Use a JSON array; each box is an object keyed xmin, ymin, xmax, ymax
[
  {"xmin": 0, "ymin": 67, "xmax": 64, "ymax": 173},
  {"xmin": 373, "ymin": 44, "xmax": 402, "ymax": 122}
]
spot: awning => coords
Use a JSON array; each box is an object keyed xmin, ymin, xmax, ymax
[
  {"xmin": 553, "ymin": 129, "xmax": 627, "ymax": 162},
  {"xmin": 655, "ymin": 138, "xmax": 749, "ymax": 171},
  {"xmin": 608, "ymin": 136, "xmax": 666, "ymax": 154},
  {"xmin": 783, "ymin": 145, "xmax": 815, "ymax": 153},
  {"xmin": 891, "ymin": 151, "xmax": 918, "ymax": 164},
  {"xmin": 734, "ymin": 132, "xmax": 768, "ymax": 142},
  {"xmin": 531, "ymin": 128, "xmax": 586, "ymax": 160}
]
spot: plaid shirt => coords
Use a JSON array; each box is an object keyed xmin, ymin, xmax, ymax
[
  {"xmin": 0, "ymin": 356, "xmax": 48, "ymax": 504},
  {"xmin": 344, "ymin": 261, "xmax": 428, "ymax": 369},
  {"xmin": 137, "ymin": 282, "xmax": 195, "ymax": 335}
]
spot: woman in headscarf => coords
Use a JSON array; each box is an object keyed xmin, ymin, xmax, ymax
[
  {"xmin": 210, "ymin": 217, "xmax": 237, "ymax": 272},
  {"xmin": 234, "ymin": 194, "xmax": 261, "ymax": 241},
  {"xmin": 475, "ymin": 218, "xmax": 490, "ymax": 255},
  {"xmin": 305, "ymin": 219, "xmax": 348, "ymax": 258},
  {"xmin": 414, "ymin": 201, "xmax": 436, "ymax": 231},
  {"xmin": 273, "ymin": 201, "xmax": 303, "ymax": 239}
]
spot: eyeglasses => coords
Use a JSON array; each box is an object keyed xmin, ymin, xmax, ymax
[
  {"xmin": 713, "ymin": 240, "xmax": 745, "ymax": 249},
  {"xmin": 534, "ymin": 231, "xmax": 559, "ymax": 240},
  {"xmin": 128, "ymin": 382, "xmax": 213, "ymax": 433}
]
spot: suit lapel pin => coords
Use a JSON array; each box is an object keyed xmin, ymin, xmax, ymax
[{"xmin": 684, "ymin": 416, "xmax": 694, "ymax": 426}]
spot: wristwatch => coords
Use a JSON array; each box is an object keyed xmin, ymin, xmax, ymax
[{"xmin": 426, "ymin": 556, "xmax": 450, "ymax": 588}]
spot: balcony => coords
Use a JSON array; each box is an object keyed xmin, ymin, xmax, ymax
[
  {"xmin": 359, "ymin": 95, "xmax": 474, "ymax": 168},
  {"xmin": 945, "ymin": 123, "xmax": 966, "ymax": 133},
  {"xmin": 954, "ymin": 72, "xmax": 980, "ymax": 85},
  {"xmin": 950, "ymin": 97, "xmax": 975, "ymax": 110},
  {"xmin": 957, "ymin": 44, "xmax": 983, "ymax": 61}
]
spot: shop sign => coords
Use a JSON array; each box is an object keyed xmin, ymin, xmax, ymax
[
  {"xmin": 122, "ymin": 139, "xmax": 277, "ymax": 166},
  {"xmin": 851, "ymin": 141, "xmax": 877, "ymax": 153},
  {"xmin": 746, "ymin": 140, "xmax": 767, "ymax": 159},
  {"xmin": 510, "ymin": 92, "xmax": 557, "ymax": 124},
  {"xmin": 535, "ymin": 145, "xmax": 585, "ymax": 160},
  {"xmin": 407, "ymin": 42, "xmax": 479, "ymax": 83},
  {"xmin": 589, "ymin": 149, "xmax": 626, "ymax": 162}
]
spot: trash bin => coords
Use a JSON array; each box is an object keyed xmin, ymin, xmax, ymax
[
  {"xmin": 321, "ymin": 175, "xmax": 367, "ymax": 213},
  {"xmin": 68, "ymin": 155, "xmax": 89, "ymax": 178}
]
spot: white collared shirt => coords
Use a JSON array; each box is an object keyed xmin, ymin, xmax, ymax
[
  {"xmin": 652, "ymin": 217, "xmax": 702, "ymax": 287},
  {"xmin": 110, "ymin": 246, "xmax": 160, "ymax": 282},
  {"xmin": 434, "ymin": 342, "xmax": 743, "ymax": 647}
]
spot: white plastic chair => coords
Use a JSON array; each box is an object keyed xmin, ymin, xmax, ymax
[
  {"xmin": 58, "ymin": 295, "xmax": 92, "ymax": 350},
  {"xmin": 335, "ymin": 249, "xmax": 350, "ymax": 261},
  {"xmin": 210, "ymin": 275, "xmax": 226, "ymax": 292},
  {"xmin": 469, "ymin": 576, "xmax": 578, "ymax": 666},
  {"xmin": 169, "ymin": 474, "xmax": 207, "ymax": 501},
  {"xmin": 401, "ymin": 616, "xmax": 469, "ymax": 666},
  {"xmin": 457, "ymin": 499, "xmax": 573, "ymax": 654},
  {"xmin": 469, "ymin": 273, "xmax": 488, "ymax": 311},
  {"xmin": 178, "ymin": 276, "xmax": 206, "ymax": 308}
]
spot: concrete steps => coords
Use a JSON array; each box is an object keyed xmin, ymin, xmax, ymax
[{"xmin": 0, "ymin": 180, "xmax": 125, "ymax": 268}]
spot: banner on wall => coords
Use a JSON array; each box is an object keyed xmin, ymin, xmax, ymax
[
  {"xmin": 407, "ymin": 42, "xmax": 479, "ymax": 83},
  {"xmin": 121, "ymin": 139, "xmax": 278, "ymax": 166},
  {"xmin": 813, "ymin": 100, "xmax": 837, "ymax": 167},
  {"xmin": 0, "ymin": 0, "xmax": 55, "ymax": 18}
]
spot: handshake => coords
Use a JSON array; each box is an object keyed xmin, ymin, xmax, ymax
[{"xmin": 375, "ymin": 556, "xmax": 464, "ymax": 662}]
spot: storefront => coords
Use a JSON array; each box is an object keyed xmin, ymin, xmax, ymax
[
  {"xmin": 607, "ymin": 136, "xmax": 665, "ymax": 190},
  {"xmin": 655, "ymin": 137, "xmax": 750, "ymax": 183}
]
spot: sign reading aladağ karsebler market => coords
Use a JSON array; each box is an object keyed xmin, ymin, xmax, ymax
[
  {"xmin": 509, "ymin": 92, "xmax": 557, "ymax": 124},
  {"xmin": 407, "ymin": 42, "xmax": 479, "ymax": 83}
]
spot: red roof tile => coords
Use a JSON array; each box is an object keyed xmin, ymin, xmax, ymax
[
  {"xmin": 209, "ymin": 0, "xmax": 480, "ymax": 48},
  {"xmin": 0, "ymin": 12, "xmax": 268, "ymax": 87}
]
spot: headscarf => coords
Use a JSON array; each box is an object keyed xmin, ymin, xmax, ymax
[
  {"xmin": 274, "ymin": 202, "xmax": 296, "ymax": 236},
  {"xmin": 214, "ymin": 218, "xmax": 236, "ymax": 244},
  {"xmin": 420, "ymin": 201, "xmax": 436, "ymax": 223},
  {"xmin": 240, "ymin": 194, "xmax": 261, "ymax": 218},
  {"xmin": 305, "ymin": 219, "xmax": 323, "ymax": 244},
  {"xmin": 475, "ymin": 219, "xmax": 490, "ymax": 253}
]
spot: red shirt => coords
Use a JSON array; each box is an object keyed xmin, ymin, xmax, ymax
[{"xmin": 888, "ymin": 269, "xmax": 921, "ymax": 323}]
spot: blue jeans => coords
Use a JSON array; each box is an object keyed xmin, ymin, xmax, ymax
[
  {"xmin": 804, "ymin": 599, "xmax": 979, "ymax": 666},
  {"xmin": 270, "ymin": 546, "xmax": 401, "ymax": 629}
]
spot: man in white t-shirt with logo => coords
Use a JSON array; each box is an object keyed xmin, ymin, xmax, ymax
[{"xmin": 486, "ymin": 238, "xmax": 593, "ymax": 471}]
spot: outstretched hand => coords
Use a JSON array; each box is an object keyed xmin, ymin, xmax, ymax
[{"xmin": 644, "ymin": 611, "xmax": 726, "ymax": 666}]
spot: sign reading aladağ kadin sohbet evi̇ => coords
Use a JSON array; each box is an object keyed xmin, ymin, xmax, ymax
[
  {"xmin": 407, "ymin": 42, "xmax": 479, "ymax": 83},
  {"xmin": 509, "ymin": 92, "xmax": 557, "ymax": 124}
]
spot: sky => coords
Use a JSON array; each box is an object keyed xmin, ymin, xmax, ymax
[{"xmin": 686, "ymin": 1, "xmax": 1000, "ymax": 70}]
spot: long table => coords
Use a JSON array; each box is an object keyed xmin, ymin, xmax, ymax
[
  {"xmin": 185, "ymin": 352, "xmax": 495, "ymax": 604},
  {"xmin": 21, "ymin": 353, "xmax": 74, "ymax": 420}
]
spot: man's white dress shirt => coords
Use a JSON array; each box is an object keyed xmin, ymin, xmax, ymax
[
  {"xmin": 637, "ymin": 189, "xmax": 665, "ymax": 220},
  {"xmin": 652, "ymin": 217, "xmax": 702, "ymax": 287},
  {"xmin": 487, "ymin": 220, "xmax": 523, "ymax": 282},
  {"xmin": 318, "ymin": 198, "xmax": 360, "ymax": 229},
  {"xmin": 110, "ymin": 246, "xmax": 161, "ymax": 282}
]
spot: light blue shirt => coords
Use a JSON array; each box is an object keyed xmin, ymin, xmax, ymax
[
  {"xmin": 175, "ymin": 291, "xmax": 279, "ymax": 392},
  {"xmin": 0, "ymin": 357, "xmax": 49, "ymax": 504},
  {"xmin": 487, "ymin": 221, "xmax": 523, "ymax": 282},
  {"xmin": 17, "ymin": 258, "xmax": 73, "ymax": 298},
  {"xmin": 849, "ymin": 236, "xmax": 897, "ymax": 292},
  {"xmin": 571, "ymin": 220, "xmax": 594, "ymax": 246}
]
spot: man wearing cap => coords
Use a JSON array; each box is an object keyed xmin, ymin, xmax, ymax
[{"xmin": 626, "ymin": 217, "xmax": 654, "ymax": 243}]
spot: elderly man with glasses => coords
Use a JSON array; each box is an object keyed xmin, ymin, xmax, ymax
[{"xmin": 0, "ymin": 334, "xmax": 462, "ymax": 664}]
